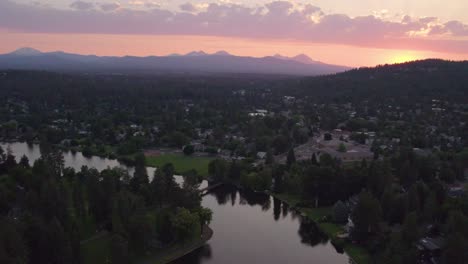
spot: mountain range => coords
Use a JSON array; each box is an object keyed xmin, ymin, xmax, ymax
[{"xmin": 0, "ymin": 48, "xmax": 350, "ymax": 76}]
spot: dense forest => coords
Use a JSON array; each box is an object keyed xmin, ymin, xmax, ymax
[
  {"xmin": 0, "ymin": 59, "xmax": 467, "ymax": 264},
  {"xmin": 0, "ymin": 144, "xmax": 212, "ymax": 264}
]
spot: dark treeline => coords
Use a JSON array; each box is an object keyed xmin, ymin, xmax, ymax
[
  {"xmin": 288, "ymin": 60, "xmax": 468, "ymax": 102},
  {"xmin": 0, "ymin": 144, "xmax": 212, "ymax": 264}
]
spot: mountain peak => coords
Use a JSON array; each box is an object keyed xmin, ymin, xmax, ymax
[
  {"xmin": 10, "ymin": 47, "xmax": 42, "ymax": 56},
  {"xmin": 185, "ymin": 51, "xmax": 208, "ymax": 56},
  {"xmin": 273, "ymin": 54, "xmax": 289, "ymax": 60},
  {"xmin": 0, "ymin": 49, "xmax": 349, "ymax": 75},
  {"xmin": 292, "ymin": 54, "xmax": 320, "ymax": 64},
  {"xmin": 213, "ymin": 50, "xmax": 231, "ymax": 56}
]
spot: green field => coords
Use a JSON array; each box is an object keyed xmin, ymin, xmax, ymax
[{"xmin": 145, "ymin": 154, "xmax": 214, "ymax": 177}]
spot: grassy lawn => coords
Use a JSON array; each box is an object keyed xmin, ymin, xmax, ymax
[
  {"xmin": 272, "ymin": 193, "xmax": 302, "ymax": 207},
  {"xmin": 344, "ymin": 243, "xmax": 371, "ymax": 264},
  {"xmin": 81, "ymin": 233, "xmax": 111, "ymax": 264},
  {"xmin": 145, "ymin": 154, "xmax": 214, "ymax": 177},
  {"xmin": 318, "ymin": 222, "xmax": 344, "ymax": 237},
  {"xmin": 301, "ymin": 207, "xmax": 332, "ymax": 221}
]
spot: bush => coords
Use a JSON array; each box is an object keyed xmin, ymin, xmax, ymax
[
  {"xmin": 333, "ymin": 201, "xmax": 349, "ymax": 224},
  {"xmin": 183, "ymin": 145, "xmax": 195, "ymax": 156}
]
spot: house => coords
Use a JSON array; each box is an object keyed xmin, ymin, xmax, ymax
[
  {"xmin": 190, "ymin": 141, "xmax": 206, "ymax": 152},
  {"xmin": 257, "ymin": 152, "xmax": 267, "ymax": 160},
  {"xmin": 78, "ymin": 130, "xmax": 89, "ymax": 136},
  {"xmin": 314, "ymin": 147, "xmax": 373, "ymax": 163},
  {"xmin": 416, "ymin": 237, "xmax": 445, "ymax": 264},
  {"xmin": 249, "ymin": 110, "xmax": 268, "ymax": 117},
  {"xmin": 133, "ymin": 131, "xmax": 145, "ymax": 137},
  {"xmin": 447, "ymin": 186, "xmax": 465, "ymax": 198},
  {"xmin": 413, "ymin": 148, "xmax": 431, "ymax": 157},
  {"xmin": 283, "ymin": 96, "xmax": 296, "ymax": 104}
]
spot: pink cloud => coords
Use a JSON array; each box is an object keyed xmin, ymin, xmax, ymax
[
  {"xmin": 442, "ymin": 21, "xmax": 468, "ymax": 36},
  {"xmin": 0, "ymin": 0, "xmax": 467, "ymax": 54}
]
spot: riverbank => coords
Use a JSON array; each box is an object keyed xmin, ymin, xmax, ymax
[
  {"xmin": 80, "ymin": 224, "xmax": 213, "ymax": 264},
  {"xmin": 2, "ymin": 140, "xmax": 213, "ymax": 177},
  {"xmin": 268, "ymin": 192, "xmax": 370, "ymax": 264},
  {"xmin": 137, "ymin": 225, "xmax": 214, "ymax": 264}
]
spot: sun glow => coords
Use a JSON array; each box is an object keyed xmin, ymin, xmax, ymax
[{"xmin": 388, "ymin": 53, "xmax": 420, "ymax": 64}]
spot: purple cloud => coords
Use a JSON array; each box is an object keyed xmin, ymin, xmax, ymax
[
  {"xmin": 302, "ymin": 4, "xmax": 322, "ymax": 15},
  {"xmin": 265, "ymin": 1, "xmax": 293, "ymax": 15},
  {"xmin": 442, "ymin": 21, "xmax": 468, "ymax": 36},
  {"xmin": 70, "ymin": 1, "xmax": 94, "ymax": 11},
  {"xmin": 0, "ymin": 0, "xmax": 467, "ymax": 54},
  {"xmin": 100, "ymin": 2, "xmax": 120, "ymax": 12},
  {"xmin": 180, "ymin": 3, "xmax": 196, "ymax": 12}
]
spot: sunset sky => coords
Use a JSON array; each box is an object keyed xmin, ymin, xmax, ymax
[{"xmin": 1, "ymin": 0, "xmax": 468, "ymax": 67}]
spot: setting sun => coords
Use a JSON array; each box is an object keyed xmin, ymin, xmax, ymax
[{"xmin": 389, "ymin": 53, "xmax": 421, "ymax": 64}]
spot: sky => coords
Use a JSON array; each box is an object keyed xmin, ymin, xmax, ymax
[{"xmin": 1, "ymin": 0, "xmax": 468, "ymax": 66}]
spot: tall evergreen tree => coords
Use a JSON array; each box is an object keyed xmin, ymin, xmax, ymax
[{"xmin": 286, "ymin": 148, "xmax": 296, "ymax": 169}]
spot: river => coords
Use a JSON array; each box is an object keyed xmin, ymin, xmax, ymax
[{"xmin": 1, "ymin": 142, "xmax": 350, "ymax": 264}]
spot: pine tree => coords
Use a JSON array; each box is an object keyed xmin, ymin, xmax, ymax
[{"xmin": 286, "ymin": 148, "xmax": 296, "ymax": 169}]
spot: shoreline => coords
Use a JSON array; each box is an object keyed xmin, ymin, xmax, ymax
[
  {"xmin": 137, "ymin": 224, "xmax": 213, "ymax": 264},
  {"xmin": 267, "ymin": 191, "xmax": 368, "ymax": 264}
]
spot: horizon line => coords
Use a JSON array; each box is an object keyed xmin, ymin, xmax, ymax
[{"xmin": 4, "ymin": 46, "xmax": 464, "ymax": 68}]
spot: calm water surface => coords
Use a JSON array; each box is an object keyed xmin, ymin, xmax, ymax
[
  {"xmin": 175, "ymin": 185, "xmax": 350, "ymax": 264},
  {"xmin": 1, "ymin": 142, "xmax": 350, "ymax": 264}
]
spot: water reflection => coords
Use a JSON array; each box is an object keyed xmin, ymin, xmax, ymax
[
  {"xmin": 0, "ymin": 142, "xmax": 204, "ymax": 189},
  {"xmin": 298, "ymin": 219, "xmax": 329, "ymax": 247},
  {"xmin": 273, "ymin": 198, "xmax": 281, "ymax": 221},
  {"xmin": 238, "ymin": 189, "xmax": 271, "ymax": 210},
  {"xmin": 212, "ymin": 185, "xmax": 234, "ymax": 205},
  {"xmin": 282, "ymin": 202, "xmax": 289, "ymax": 218},
  {"xmin": 230, "ymin": 190, "xmax": 236, "ymax": 207},
  {"xmin": 1, "ymin": 142, "xmax": 128, "ymax": 172},
  {"xmin": 176, "ymin": 186, "xmax": 349, "ymax": 264}
]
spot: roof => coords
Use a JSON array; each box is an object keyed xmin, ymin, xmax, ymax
[
  {"xmin": 447, "ymin": 187, "xmax": 465, "ymax": 198},
  {"xmin": 417, "ymin": 237, "xmax": 445, "ymax": 251},
  {"xmin": 257, "ymin": 152, "xmax": 267, "ymax": 159}
]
